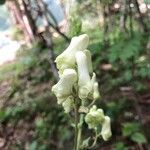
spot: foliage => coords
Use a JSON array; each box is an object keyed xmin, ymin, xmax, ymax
[
  {"xmin": 52, "ymin": 34, "xmax": 111, "ymax": 149},
  {"xmin": 0, "ymin": 41, "xmax": 74, "ymax": 149},
  {"xmin": 69, "ymin": 13, "xmax": 82, "ymax": 37},
  {"xmin": 0, "ymin": 0, "xmax": 5, "ymax": 5},
  {"xmin": 144, "ymin": 0, "xmax": 150, "ymax": 4},
  {"xmin": 113, "ymin": 142, "xmax": 128, "ymax": 150},
  {"xmin": 0, "ymin": 0, "xmax": 150, "ymax": 149},
  {"xmin": 122, "ymin": 122, "xmax": 147, "ymax": 144},
  {"xmin": 131, "ymin": 132, "xmax": 147, "ymax": 143}
]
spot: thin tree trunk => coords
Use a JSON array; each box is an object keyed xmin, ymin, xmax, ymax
[
  {"xmin": 6, "ymin": 1, "xmax": 19, "ymax": 25},
  {"xmin": 134, "ymin": 0, "xmax": 147, "ymax": 32},
  {"xmin": 19, "ymin": 0, "xmax": 35, "ymax": 42},
  {"xmin": 120, "ymin": 0, "xmax": 128, "ymax": 34},
  {"xmin": 22, "ymin": 0, "xmax": 38, "ymax": 38},
  {"xmin": 103, "ymin": 4, "xmax": 109, "ymax": 47},
  {"xmin": 11, "ymin": 0, "xmax": 33, "ymax": 44},
  {"xmin": 128, "ymin": 0, "xmax": 133, "ymax": 36},
  {"xmin": 96, "ymin": 0, "xmax": 104, "ymax": 27}
]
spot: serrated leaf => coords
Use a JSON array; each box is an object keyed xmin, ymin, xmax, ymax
[{"xmin": 131, "ymin": 132, "xmax": 147, "ymax": 143}]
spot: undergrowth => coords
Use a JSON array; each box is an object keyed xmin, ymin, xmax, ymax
[{"xmin": 0, "ymin": 26, "xmax": 149, "ymax": 149}]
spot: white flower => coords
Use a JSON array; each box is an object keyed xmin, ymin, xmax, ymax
[
  {"xmin": 55, "ymin": 34, "xmax": 89, "ymax": 75},
  {"xmin": 75, "ymin": 51, "xmax": 92, "ymax": 99},
  {"xmin": 75, "ymin": 51, "xmax": 100, "ymax": 100},
  {"xmin": 101, "ymin": 116, "xmax": 112, "ymax": 141},
  {"xmin": 52, "ymin": 69, "xmax": 77, "ymax": 104},
  {"xmin": 85, "ymin": 105, "xmax": 105, "ymax": 129}
]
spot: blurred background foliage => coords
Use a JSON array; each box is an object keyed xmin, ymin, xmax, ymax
[{"xmin": 0, "ymin": 0, "xmax": 150, "ymax": 149}]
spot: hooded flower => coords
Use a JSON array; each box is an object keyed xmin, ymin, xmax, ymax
[
  {"xmin": 101, "ymin": 116, "xmax": 112, "ymax": 141},
  {"xmin": 75, "ymin": 51, "xmax": 100, "ymax": 100},
  {"xmin": 52, "ymin": 69, "xmax": 77, "ymax": 104},
  {"xmin": 55, "ymin": 34, "xmax": 89, "ymax": 75},
  {"xmin": 75, "ymin": 51, "xmax": 92, "ymax": 99},
  {"xmin": 85, "ymin": 105, "xmax": 105, "ymax": 129}
]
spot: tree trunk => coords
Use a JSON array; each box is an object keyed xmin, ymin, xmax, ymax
[
  {"xmin": 22, "ymin": 0, "xmax": 38, "ymax": 38},
  {"xmin": 6, "ymin": 0, "xmax": 29, "ymax": 43},
  {"xmin": 134, "ymin": 0, "xmax": 148, "ymax": 32},
  {"xmin": 120, "ymin": 0, "xmax": 128, "ymax": 34},
  {"xmin": 18, "ymin": 0, "xmax": 35, "ymax": 42}
]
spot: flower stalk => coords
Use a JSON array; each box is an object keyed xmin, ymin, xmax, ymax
[{"xmin": 51, "ymin": 34, "xmax": 112, "ymax": 149}]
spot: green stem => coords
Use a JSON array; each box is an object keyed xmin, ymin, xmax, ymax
[
  {"xmin": 76, "ymin": 114, "xmax": 84, "ymax": 150},
  {"xmin": 88, "ymin": 129, "xmax": 101, "ymax": 149},
  {"xmin": 74, "ymin": 100, "xmax": 84, "ymax": 150},
  {"xmin": 74, "ymin": 99, "xmax": 79, "ymax": 150}
]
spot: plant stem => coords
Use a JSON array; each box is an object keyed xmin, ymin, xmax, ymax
[
  {"xmin": 74, "ymin": 100, "xmax": 84, "ymax": 150},
  {"xmin": 74, "ymin": 99, "xmax": 79, "ymax": 150},
  {"xmin": 88, "ymin": 129, "xmax": 101, "ymax": 149},
  {"xmin": 76, "ymin": 114, "xmax": 84, "ymax": 150}
]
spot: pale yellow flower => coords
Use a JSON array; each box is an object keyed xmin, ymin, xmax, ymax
[
  {"xmin": 52, "ymin": 69, "xmax": 77, "ymax": 104},
  {"xmin": 101, "ymin": 116, "xmax": 112, "ymax": 141},
  {"xmin": 55, "ymin": 34, "xmax": 89, "ymax": 75}
]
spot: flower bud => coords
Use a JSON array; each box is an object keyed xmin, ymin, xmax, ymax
[
  {"xmin": 52, "ymin": 69, "xmax": 77, "ymax": 104},
  {"xmin": 93, "ymin": 82, "xmax": 100, "ymax": 100},
  {"xmin": 85, "ymin": 105, "xmax": 105, "ymax": 129},
  {"xmin": 84, "ymin": 50, "xmax": 93, "ymax": 74},
  {"xmin": 55, "ymin": 34, "xmax": 89, "ymax": 75},
  {"xmin": 101, "ymin": 116, "xmax": 112, "ymax": 141}
]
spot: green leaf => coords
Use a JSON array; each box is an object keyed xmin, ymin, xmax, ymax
[
  {"xmin": 122, "ymin": 122, "xmax": 140, "ymax": 137},
  {"xmin": 113, "ymin": 142, "xmax": 128, "ymax": 150},
  {"xmin": 119, "ymin": 48, "xmax": 134, "ymax": 62},
  {"xmin": 131, "ymin": 132, "xmax": 147, "ymax": 143},
  {"xmin": 123, "ymin": 70, "xmax": 132, "ymax": 81}
]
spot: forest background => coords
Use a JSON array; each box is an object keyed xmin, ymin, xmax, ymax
[{"xmin": 0, "ymin": 0, "xmax": 150, "ymax": 149}]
